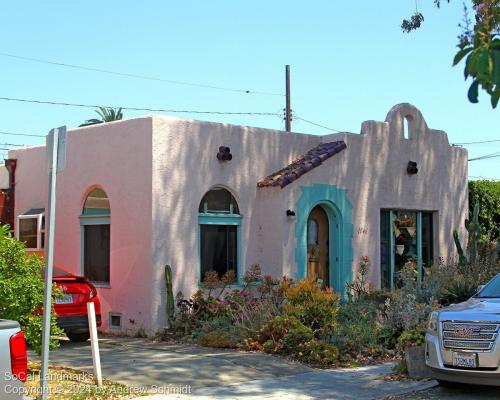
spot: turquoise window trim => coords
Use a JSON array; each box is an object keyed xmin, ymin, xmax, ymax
[
  {"xmin": 197, "ymin": 213, "xmax": 243, "ymax": 287},
  {"xmin": 295, "ymin": 184, "xmax": 353, "ymax": 297},
  {"xmin": 389, "ymin": 210, "xmax": 395, "ymax": 291},
  {"xmin": 198, "ymin": 213, "xmax": 241, "ymax": 225},
  {"xmin": 385, "ymin": 209, "xmax": 426, "ymax": 288},
  {"xmin": 417, "ymin": 212, "xmax": 423, "ymax": 280}
]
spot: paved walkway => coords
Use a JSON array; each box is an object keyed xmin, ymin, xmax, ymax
[{"xmin": 30, "ymin": 337, "xmax": 436, "ymax": 399}]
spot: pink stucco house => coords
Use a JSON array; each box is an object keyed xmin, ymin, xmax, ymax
[{"xmin": 2, "ymin": 103, "xmax": 468, "ymax": 335}]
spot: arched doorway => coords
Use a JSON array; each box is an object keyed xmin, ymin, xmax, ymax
[
  {"xmin": 295, "ymin": 184, "xmax": 354, "ymax": 295},
  {"xmin": 307, "ymin": 205, "xmax": 329, "ymax": 286}
]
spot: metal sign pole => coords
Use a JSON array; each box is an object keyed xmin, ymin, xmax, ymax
[
  {"xmin": 87, "ymin": 302, "xmax": 103, "ymax": 386},
  {"xmin": 40, "ymin": 126, "xmax": 66, "ymax": 400}
]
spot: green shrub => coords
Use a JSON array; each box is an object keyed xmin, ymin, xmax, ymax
[
  {"xmin": 196, "ymin": 316, "xmax": 241, "ymax": 348},
  {"xmin": 331, "ymin": 300, "xmax": 382, "ymax": 353},
  {"xmin": 377, "ymin": 326, "xmax": 398, "ymax": 349},
  {"xmin": 469, "ymin": 180, "xmax": 500, "ymax": 242},
  {"xmin": 283, "ymin": 279, "xmax": 339, "ymax": 337},
  {"xmin": 346, "ymin": 256, "xmax": 371, "ymax": 301},
  {"xmin": 442, "ymin": 276, "xmax": 478, "ymax": 305},
  {"xmin": 397, "ymin": 329, "xmax": 426, "ymax": 351},
  {"xmin": 298, "ymin": 340, "xmax": 339, "ymax": 368},
  {"xmin": 169, "ymin": 290, "xmax": 215, "ymax": 338},
  {"xmin": 382, "ymin": 262, "xmax": 441, "ymax": 350},
  {"xmin": 258, "ymin": 315, "xmax": 338, "ymax": 367},
  {"xmin": 0, "ymin": 225, "xmax": 62, "ymax": 354},
  {"xmin": 259, "ymin": 315, "xmax": 313, "ymax": 354},
  {"xmin": 169, "ymin": 267, "xmax": 285, "ymax": 341}
]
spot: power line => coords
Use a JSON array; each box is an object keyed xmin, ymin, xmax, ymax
[
  {"xmin": 469, "ymin": 176, "xmax": 500, "ymax": 180},
  {"xmin": 453, "ymin": 139, "xmax": 500, "ymax": 145},
  {"xmin": 0, "ymin": 131, "xmax": 44, "ymax": 138},
  {"xmin": 0, "ymin": 96, "xmax": 281, "ymax": 116},
  {"xmin": 468, "ymin": 151, "xmax": 500, "ymax": 161},
  {"xmin": 0, "ymin": 52, "xmax": 284, "ymax": 97},
  {"xmin": 294, "ymin": 115, "xmax": 343, "ymax": 133},
  {"xmin": 0, "ymin": 142, "xmax": 26, "ymax": 147}
]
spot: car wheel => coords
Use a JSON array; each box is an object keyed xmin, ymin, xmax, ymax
[{"xmin": 66, "ymin": 331, "xmax": 90, "ymax": 342}]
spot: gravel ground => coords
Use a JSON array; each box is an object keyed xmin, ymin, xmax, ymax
[{"xmin": 384, "ymin": 383, "xmax": 500, "ymax": 399}]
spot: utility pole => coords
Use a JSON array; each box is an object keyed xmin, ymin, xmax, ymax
[{"xmin": 285, "ymin": 65, "xmax": 291, "ymax": 132}]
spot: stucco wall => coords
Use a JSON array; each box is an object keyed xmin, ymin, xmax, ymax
[
  {"xmin": 11, "ymin": 118, "xmax": 153, "ymax": 334},
  {"xmin": 150, "ymin": 116, "xmax": 321, "ymax": 331},
  {"xmin": 11, "ymin": 103, "xmax": 468, "ymax": 334},
  {"xmin": 150, "ymin": 103, "xmax": 467, "ymax": 331},
  {"xmin": 260, "ymin": 103, "xmax": 468, "ymax": 289}
]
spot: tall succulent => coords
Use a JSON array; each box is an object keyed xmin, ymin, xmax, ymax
[
  {"xmin": 165, "ymin": 264, "xmax": 175, "ymax": 325},
  {"xmin": 453, "ymin": 203, "xmax": 482, "ymax": 267}
]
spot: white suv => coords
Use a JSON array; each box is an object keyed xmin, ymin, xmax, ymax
[{"xmin": 425, "ymin": 273, "xmax": 500, "ymax": 386}]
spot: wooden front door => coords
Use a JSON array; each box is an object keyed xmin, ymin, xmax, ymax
[{"xmin": 307, "ymin": 205, "xmax": 329, "ymax": 287}]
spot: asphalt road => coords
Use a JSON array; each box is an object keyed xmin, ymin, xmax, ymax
[{"xmin": 387, "ymin": 384, "xmax": 500, "ymax": 399}]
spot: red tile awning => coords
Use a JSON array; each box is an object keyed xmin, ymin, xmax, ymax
[{"xmin": 257, "ymin": 141, "xmax": 347, "ymax": 189}]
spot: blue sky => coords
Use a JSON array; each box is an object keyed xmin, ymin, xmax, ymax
[{"xmin": 0, "ymin": 1, "xmax": 498, "ymax": 178}]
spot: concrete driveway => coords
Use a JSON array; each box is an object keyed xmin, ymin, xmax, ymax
[{"xmin": 30, "ymin": 337, "xmax": 435, "ymax": 399}]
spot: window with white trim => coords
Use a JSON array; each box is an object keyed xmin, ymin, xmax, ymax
[{"xmin": 17, "ymin": 208, "xmax": 45, "ymax": 250}]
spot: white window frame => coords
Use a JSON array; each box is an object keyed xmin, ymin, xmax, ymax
[{"xmin": 16, "ymin": 211, "xmax": 45, "ymax": 251}]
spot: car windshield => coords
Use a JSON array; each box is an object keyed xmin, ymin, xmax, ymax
[{"xmin": 475, "ymin": 274, "xmax": 500, "ymax": 298}]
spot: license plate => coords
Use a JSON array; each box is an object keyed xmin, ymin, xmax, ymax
[
  {"xmin": 55, "ymin": 294, "xmax": 73, "ymax": 304},
  {"xmin": 453, "ymin": 352, "xmax": 477, "ymax": 368}
]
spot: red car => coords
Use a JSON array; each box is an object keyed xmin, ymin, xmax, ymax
[{"xmin": 52, "ymin": 267, "xmax": 101, "ymax": 342}]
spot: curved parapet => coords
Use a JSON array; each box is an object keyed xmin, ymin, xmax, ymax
[{"xmin": 385, "ymin": 103, "xmax": 429, "ymax": 141}]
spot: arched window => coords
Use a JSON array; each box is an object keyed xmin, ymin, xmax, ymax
[
  {"xmin": 80, "ymin": 188, "xmax": 110, "ymax": 285},
  {"xmin": 83, "ymin": 188, "xmax": 110, "ymax": 215},
  {"xmin": 199, "ymin": 187, "xmax": 239, "ymax": 214},
  {"xmin": 198, "ymin": 188, "xmax": 240, "ymax": 283}
]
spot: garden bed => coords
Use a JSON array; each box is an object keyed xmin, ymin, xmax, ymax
[{"xmin": 164, "ymin": 249, "xmax": 500, "ymax": 373}]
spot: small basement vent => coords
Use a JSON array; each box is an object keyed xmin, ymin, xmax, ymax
[{"xmin": 109, "ymin": 313, "xmax": 122, "ymax": 329}]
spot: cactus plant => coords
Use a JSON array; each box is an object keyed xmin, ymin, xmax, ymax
[
  {"xmin": 453, "ymin": 203, "xmax": 482, "ymax": 268},
  {"xmin": 165, "ymin": 264, "xmax": 175, "ymax": 324},
  {"xmin": 453, "ymin": 230, "xmax": 468, "ymax": 267}
]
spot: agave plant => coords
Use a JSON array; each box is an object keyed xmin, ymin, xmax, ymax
[{"xmin": 79, "ymin": 107, "xmax": 123, "ymax": 127}]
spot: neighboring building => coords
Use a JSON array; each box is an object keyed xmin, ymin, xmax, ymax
[{"xmin": 2, "ymin": 103, "xmax": 468, "ymax": 334}]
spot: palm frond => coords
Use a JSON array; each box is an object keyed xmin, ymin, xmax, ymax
[{"xmin": 82, "ymin": 107, "xmax": 123, "ymax": 126}]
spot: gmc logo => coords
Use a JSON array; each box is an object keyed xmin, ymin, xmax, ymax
[{"xmin": 455, "ymin": 328, "xmax": 480, "ymax": 337}]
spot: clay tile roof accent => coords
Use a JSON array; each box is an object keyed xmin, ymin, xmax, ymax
[{"xmin": 257, "ymin": 141, "xmax": 347, "ymax": 189}]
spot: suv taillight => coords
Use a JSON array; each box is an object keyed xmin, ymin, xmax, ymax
[{"xmin": 10, "ymin": 331, "xmax": 28, "ymax": 382}]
